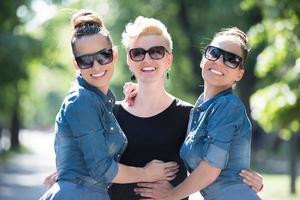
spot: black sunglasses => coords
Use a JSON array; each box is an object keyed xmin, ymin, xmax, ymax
[
  {"xmin": 75, "ymin": 48, "xmax": 113, "ymax": 69},
  {"xmin": 204, "ymin": 45, "xmax": 243, "ymax": 69},
  {"xmin": 129, "ymin": 46, "xmax": 169, "ymax": 62}
]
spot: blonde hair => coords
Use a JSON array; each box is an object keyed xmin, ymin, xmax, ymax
[
  {"xmin": 214, "ymin": 27, "xmax": 250, "ymax": 62},
  {"xmin": 122, "ymin": 16, "xmax": 173, "ymax": 52}
]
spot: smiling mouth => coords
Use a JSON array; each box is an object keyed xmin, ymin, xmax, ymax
[
  {"xmin": 209, "ymin": 68, "xmax": 224, "ymax": 76},
  {"xmin": 91, "ymin": 70, "xmax": 107, "ymax": 78},
  {"xmin": 141, "ymin": 67, "xmax": 156, "ymax": 72}
]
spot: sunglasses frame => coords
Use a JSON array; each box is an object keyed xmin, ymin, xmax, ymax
[
  {"xmin": 204, "ymin": 45, "xmax": 243, "ymax": 69},
  {"xmin": 129, "ymin": 46, "xmax": 169, "ymax": 62},
  {"xmin": 75, "ymin": 48, "xmax": 113, "ymax": 69}
]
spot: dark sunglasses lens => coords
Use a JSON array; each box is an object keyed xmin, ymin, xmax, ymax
[
  {"xmin": 76, "ymin": 56, "xmax": 94, "ymax": 69},
  {"xmin": 130, "ymin": 48, "xmax": 146, "ymax": 61},
  {"xmin": 223, "ymin": 53, "xmax": 241, "ymax": 68},
  {"xmin": 95, "ymin": 49, "xmax": 113, "ymax": 65},
  {"xmin": 148, "ymin": 46, "xmax": 165, "ymax": 60},
  {"xmin": 205, "ymin": 46, "xmax": 221, "ymax": 60}
]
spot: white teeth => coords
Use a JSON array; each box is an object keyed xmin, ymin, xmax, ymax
[
  {"xmin": 91, "ymin": 71, "xmax": 106, "ymax": 77},
  {"xmin": 209, "ymin": 68, "xmax": 224, "ymax": 76},
  {"xmin": 142, "ymin": 67, "xmax": 156, "ymax": 71}
]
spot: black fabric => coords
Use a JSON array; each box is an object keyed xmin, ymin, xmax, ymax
[{"xmin": 109, "ymin": 99, "xmax": 192, "ymax": 200}]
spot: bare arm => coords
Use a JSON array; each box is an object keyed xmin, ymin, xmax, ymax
[
  {"xmin": 135, "ymin": 160, "xmax": 221, "ymax": 199},
  {"xmin": 112, "ymin": 160, "xmax": 178, "ymax": 184},
  {"xmin": 170, "ymin": 160, "xmax": 221, "ymax": 199}
]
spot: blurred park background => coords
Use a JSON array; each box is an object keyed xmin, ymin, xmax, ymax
[{"xmin": 0, "ymin": 0, "xmax": 299, "ymax": 199}]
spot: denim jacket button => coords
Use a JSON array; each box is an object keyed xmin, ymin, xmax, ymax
[{"xmin": 110, "ymin": 127, "xmax": 114, "ymax": 131}]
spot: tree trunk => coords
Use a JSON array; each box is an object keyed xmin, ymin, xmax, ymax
[
  {"xmin": 289, "ymin": 134, "xmax": 297, "ymax": 194},
  {"xmin": 10, "ymin": 109, "xmax": 20, "ymax": 149},
  {"xmin": 177, "ymin": 0, "xmax": 203, "ymax": 92}
]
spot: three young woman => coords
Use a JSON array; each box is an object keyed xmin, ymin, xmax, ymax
[{"xmin": 42, "ymin": 11, "xmax": 263, "ymax": 200}]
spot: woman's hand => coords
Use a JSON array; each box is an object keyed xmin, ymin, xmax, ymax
[
  {"xmin": 143, "ymin": 160, "xmax": 179, "ymax": 182},
  {"xmin": 123, "ymin": 82, "xmax": 138, "ymax": 106},
  {"xmin": 43, "ymin": 171, "xmax": 58, "ymax": 189},
  {"xmin": 135, "ymin": 180, "xmax": 174, "ymax": 200},
  {"xmin": 240, "ymin": 169, "xmax": 263, "ymax": 193}
]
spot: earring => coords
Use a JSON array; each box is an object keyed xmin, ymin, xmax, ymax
[
  {"xmin": 166, "ymin": 72, "xmax": 169, "ymax": 79},
  {"xmin": 130, "ymin": 74, "xmax": 136, "ymax": 81}
]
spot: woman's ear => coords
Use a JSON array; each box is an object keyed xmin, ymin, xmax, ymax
[
  {"xmin": 236, "ymin": 68, "xmax": 245, "ymax": 82},
  {"xmin": 73, "ymin": 58, "xmax": 80, "ymax": 70},
  {"xmin": 166, "ymin": 53, "xmax": 173, "ymax": 69},
  {"xmin": 126, "ymin": 52, "xmax": 133, "ymax": 71},
  {"xmin": 200, "ymin": 58, "xmax": 205, "ymax": 69},
  {"xmin": 113, "ymin": 47, "xmax": 118, "ymax": 61}
]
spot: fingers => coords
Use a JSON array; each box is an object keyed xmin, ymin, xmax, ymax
[
  {"xmin": 134, "ymin": 187, "xmax": 154, "ymax": 198},
  {"xmin": 163, "ymin": 161, "xmax": 178, "ymax": 168},
  {"xmin": 43, "ymin": 171, "xmax": 58, "ymax": 188},
  {"xmin": 165, "ymin": 174, "xmax": 177, "ymax": 181},
  {"xmin": 135, "ymin": 181, "xmax": 171, "ymax": 199},
  {"xmin": 242, "ymin": 179, "xmax": 259, "ymax": 193},
  {"xmin": 123, "ymin": 82, "xmax": 138, "ymax": 106},
  {"xmin": 135, "ymin": 183, "xmax": 159, "ymax": 199},
  {"xmin": 240, "ymin": 169, "xmax": 263, "ymax": 184},
  {"xmin": 137, "ymin": 182, "xmax": 155, "ymax": 188},
  {"xmin": 240, "ymin": 169, "xmax": 263, "ymax": 193},
  {"xmin": 164, "ymin": 165, "xmax": 178, "ymax": 180},
  {"xmin": 151, "ymin": 159, "xmax": 164, "ymax": 163}
]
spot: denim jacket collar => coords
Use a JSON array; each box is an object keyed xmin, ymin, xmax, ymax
[
  {"xmin": 77, "ymin": 75, "xmax": 115, "ymax": 110},
  {"xmin": 195, "ymin": 88, "xmax": 233, "ymax": 110}
]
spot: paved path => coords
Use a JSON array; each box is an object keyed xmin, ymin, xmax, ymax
[
  {"xmin": 0, "ymin": 129, "xmax": 202, "ymax": 200},
  {"xmin": 0, "ymin": 129, "xmax": 56, "ymax": 200}
]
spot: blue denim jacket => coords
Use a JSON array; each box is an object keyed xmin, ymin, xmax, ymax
[
  {"xmin": 54, "ymin": 75, "xmax": 127, "ymax": 192},
  {"xmin": 180, "ymin": 89, "xmax": 252, "ymax": 195}
]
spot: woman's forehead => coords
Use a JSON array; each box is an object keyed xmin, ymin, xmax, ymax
[
  {"xmin": 130, "ymin": 35, "xmax": 168, "ymax": 48},
  {"xmin": 210, "ymin": 35, "xmax": 243, "ymax": 56}
]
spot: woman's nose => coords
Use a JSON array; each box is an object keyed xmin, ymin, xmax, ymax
[
  {"xmin": 215, "ymin": 55, "xmax": 224, "ymax": 66},
  {"xmin": 143, "ymin": 52, "xmax": 152, "ymax": 61}
]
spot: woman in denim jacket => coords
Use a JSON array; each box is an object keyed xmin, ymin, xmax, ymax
[
  {"xmin": 39, "ymin": 10, "xmax": 178, "ymax": 200},
  {"xmin": 134, "ymin": 28, "xmax": 262, "ymax": 200}
]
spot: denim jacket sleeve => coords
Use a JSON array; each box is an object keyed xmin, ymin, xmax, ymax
[
  {"xmin": 203, "ymin": 97, "xmax": 244, "ymax": 169},
  {"xmin": 64, "ymin": 89, "xmax": 118, "ymax": 184}
]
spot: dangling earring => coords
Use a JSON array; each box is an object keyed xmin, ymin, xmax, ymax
[
  {"xmin": 166, "ymin": 72, "xmax": 169, "ymax": 79},
  {"xmin": 130, "ymin": 74, "xmax": 136, "ymax": 81}
]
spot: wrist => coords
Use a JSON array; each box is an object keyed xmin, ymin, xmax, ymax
[{"xmin": 141, "ymin": 167, "xmax": 150, "ymax": 182}]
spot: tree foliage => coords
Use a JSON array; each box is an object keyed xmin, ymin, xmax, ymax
[
  {"xmin": 243, "ymin": 0, "xmax": 300, "ymax": 139},
  {"xmin": 0, "ymin": 1, "xmax": 42, "ymax": 126}
]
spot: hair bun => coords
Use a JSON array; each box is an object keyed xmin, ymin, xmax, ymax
[{"xmin": 71, "ymin": 10, "xmax": 103, "ymax": 30}]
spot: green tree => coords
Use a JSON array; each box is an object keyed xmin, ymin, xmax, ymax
[
  {"xmin": 242, "ymin": 0, "xmax": 300, "ymax": 194},
  {"xmin": 0, "ymin": 0, "xmax": 41, "ymax": 149}
]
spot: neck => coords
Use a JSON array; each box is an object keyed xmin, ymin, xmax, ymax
[
  {"xmin": 123, "ymin": 81, "xmax": 174, "ymax": 117},
  {"xmin": 203, "ymin": 84, "xmax": 232, "ymax": 101},
  {"xmin": 98, "ymin": 85, "xmax": 109, "ymax": 95}
]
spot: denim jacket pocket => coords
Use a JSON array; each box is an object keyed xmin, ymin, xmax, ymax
[
  {"xmin": 193, "ymin": 129, "xmax": 210, "ymax": 158},
  {"xmin": 100, "ymin": 113, "xmax": 120, "ymax": 134}
]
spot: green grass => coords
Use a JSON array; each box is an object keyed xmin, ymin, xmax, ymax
[
  {"xmin": 259, "ymin": 174, "xmax": 300, "ymax": 200},
  {"xmin": 0, "ymin": 145, "xmax": 31, "ymax": 160}
]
